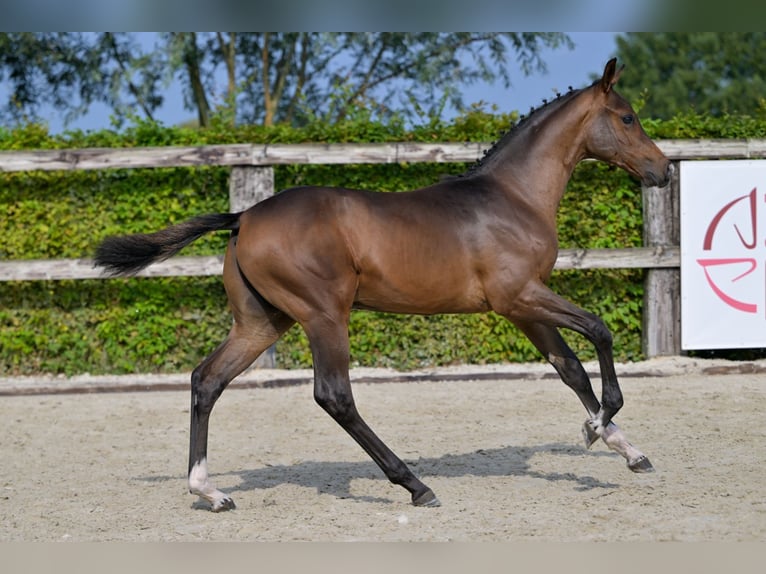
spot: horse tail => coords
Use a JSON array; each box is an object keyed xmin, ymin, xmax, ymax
[{"xmin": 94, "ymin": 212, "xmax": 241, "ymax": 277}]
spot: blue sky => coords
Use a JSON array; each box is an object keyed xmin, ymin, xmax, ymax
[
  {"xmin": 39, "ymin": 32, "xmax": 619, "ymax": 134},
  {"xmin": 461, "ymin": 32, "xmax": 618, "ymax": 117}
]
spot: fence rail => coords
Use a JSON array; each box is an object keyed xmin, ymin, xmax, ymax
[
  {"xmin": 3, "ymin": 139, "xmax": 766, "ymax": 358},
  {"xmin": 0, "ymin": 247, "xmax": 682, "ymax": 282},
  {"xmin": 3, "ymin": 138, "xmax": 766, "ymax": 172}
]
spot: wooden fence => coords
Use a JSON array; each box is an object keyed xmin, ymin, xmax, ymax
[{"xmin": 3, "ymin": 139, "xmax": 766, "ymax": 361}]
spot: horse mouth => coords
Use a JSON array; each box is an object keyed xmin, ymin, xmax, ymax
[{"xmin": 640, "ymin": 162, "xmax": 673, "ymax": 188}]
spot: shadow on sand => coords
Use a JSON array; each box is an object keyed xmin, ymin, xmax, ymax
[{"xmin": 141, "ymin": 442, "xmax": 622, "ymax": 507}]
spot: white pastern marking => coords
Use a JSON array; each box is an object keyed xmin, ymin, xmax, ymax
[
  {"xmin": 188, "ymin": 458, "xmax": 210, "ymax": 493},
  {"xmin": 601, "ymin": 422, "xmax": 645, "ymax": 463},
  {"xmin": 188, "ymin": 458, "xmax": 233, "ymax": 510}
]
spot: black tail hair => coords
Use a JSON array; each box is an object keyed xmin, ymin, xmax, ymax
[{"xmin": 94, "ymin": 212, "xmax": 241, "ymax": 277}]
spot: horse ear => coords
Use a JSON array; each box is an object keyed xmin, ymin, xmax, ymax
[{"xmin": 600, "ymin": 58, "xmax": 624, "ymax": 93}]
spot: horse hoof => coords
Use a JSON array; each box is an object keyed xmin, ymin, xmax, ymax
[
  {"xmin": 628, "ymin": 456, "xmax": 655, "ymax": 473},
  {"xmin": 211, "ymin": 496, "xmax": 236, "ymax": 512},
  {"xmin": 412, "ymin": 489, "xmax": 441, "ymax": 507},
  {"xmin": 581, "ymin": 420, "xmax": 600, "ymax": 449}
]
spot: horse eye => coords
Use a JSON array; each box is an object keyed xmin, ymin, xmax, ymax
[{"xmin": 622, "ymin": 115, "xmax": 634, "ymax": 125}]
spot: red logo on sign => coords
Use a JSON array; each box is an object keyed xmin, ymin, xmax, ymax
[{"xmin": 697, "ymin": 188, "xmax": 759, "ymax": 314}]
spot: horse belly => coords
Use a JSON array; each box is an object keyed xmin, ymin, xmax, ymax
[{"xmin": 354, "ymin": 259, "xmax": 488, "ymax": 315}]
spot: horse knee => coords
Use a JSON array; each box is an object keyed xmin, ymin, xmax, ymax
[
  {"xmin": 549, "ymin": 354, "xmax": 588, "ymax": 386},
  {"xmin": 588, "ymin": 316, "xmax": 613, "ymax": 349}
]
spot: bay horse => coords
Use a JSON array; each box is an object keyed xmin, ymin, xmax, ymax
[{"xmin": 94, "ymin": 59, "xmax": 671, "ymax": 512}]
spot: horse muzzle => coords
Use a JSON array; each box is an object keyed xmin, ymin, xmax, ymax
[{"xmin": 641, "ymin": 160, "xmax": 673, "ymax": 188}]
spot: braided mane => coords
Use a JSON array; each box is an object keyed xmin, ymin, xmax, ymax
[{"xmin": 461, "ymin": 82, "xmax": 587, "ymax": 177}]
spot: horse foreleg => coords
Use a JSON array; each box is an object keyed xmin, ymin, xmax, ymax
[
  {"xmin": 510, "ymin": 285, "xmax": 625, "ymax": 431},
  {"xmin": 599, "ymin": 422, "xmax": 654, "ymax": 472},
  {"xmin": 514, "ymin": 319, "xmax": 654, "ymax": 473}
]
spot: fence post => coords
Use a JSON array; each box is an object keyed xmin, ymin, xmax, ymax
[
  {"xmin": 642, "ymin": 162, "xmax": 681, "ymax": 357},
  {"xmin": 228, "ymin": 165, "xmax": 278, "ymax": 368},
  {"xmin": 229, "ymin": 165, "xmax": 275, "ymax": 212}
]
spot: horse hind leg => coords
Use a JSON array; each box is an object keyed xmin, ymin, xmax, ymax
[
  {"xmin": 187, "ymin": 322, "xmax": 288, "ymax": 511},
  {"xmin": 188, "ymin": 333, "xmax": 252, "ymax": 511},
  {"xmin": 515, "ymin": 320, "xmax": 654, "ymax": 473},
  {"xmin": 303, "ymin": 314, "xmax": 439, "ymax": 507},
  {"xmin": 188, "ymin": 238, "xmax": 296, "ymax": 511}
]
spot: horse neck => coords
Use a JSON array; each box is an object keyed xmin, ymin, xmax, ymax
[{"xmin": 478, "ymin": 90, "xmax": 594, "ymax": 219}]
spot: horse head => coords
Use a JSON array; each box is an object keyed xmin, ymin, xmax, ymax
[{"xmin": 584, "ymin": 58, "xmax": 671, "ymax": 188}]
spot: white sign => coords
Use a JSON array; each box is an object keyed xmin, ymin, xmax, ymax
[{"xmin": 681, "ymin": 160, "xmax": 766, "ymax": 349}]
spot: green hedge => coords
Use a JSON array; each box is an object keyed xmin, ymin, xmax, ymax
[{"xmin": 1, "ymin": 111, "xmax": 764, "ymax": 375}]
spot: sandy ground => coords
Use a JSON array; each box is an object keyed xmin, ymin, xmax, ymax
[{"xmin": 1, "ymin": 358, "xmax": 765, "ymax": 542}]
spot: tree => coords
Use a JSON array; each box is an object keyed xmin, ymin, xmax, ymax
[
  {"xmin": 0, "ymin": 32, "xmax": 572, "ymax": 129},
  {"xmin": 224, "ymin": 33, "xmax": 573, "ymax": 126},
  {"xmin": 0, "ymin": 33, "xmax": 163, "ymax": 126},
  {"xmin": 613, "ymin": 33, "xmax": 766, "ymax": 119}
]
